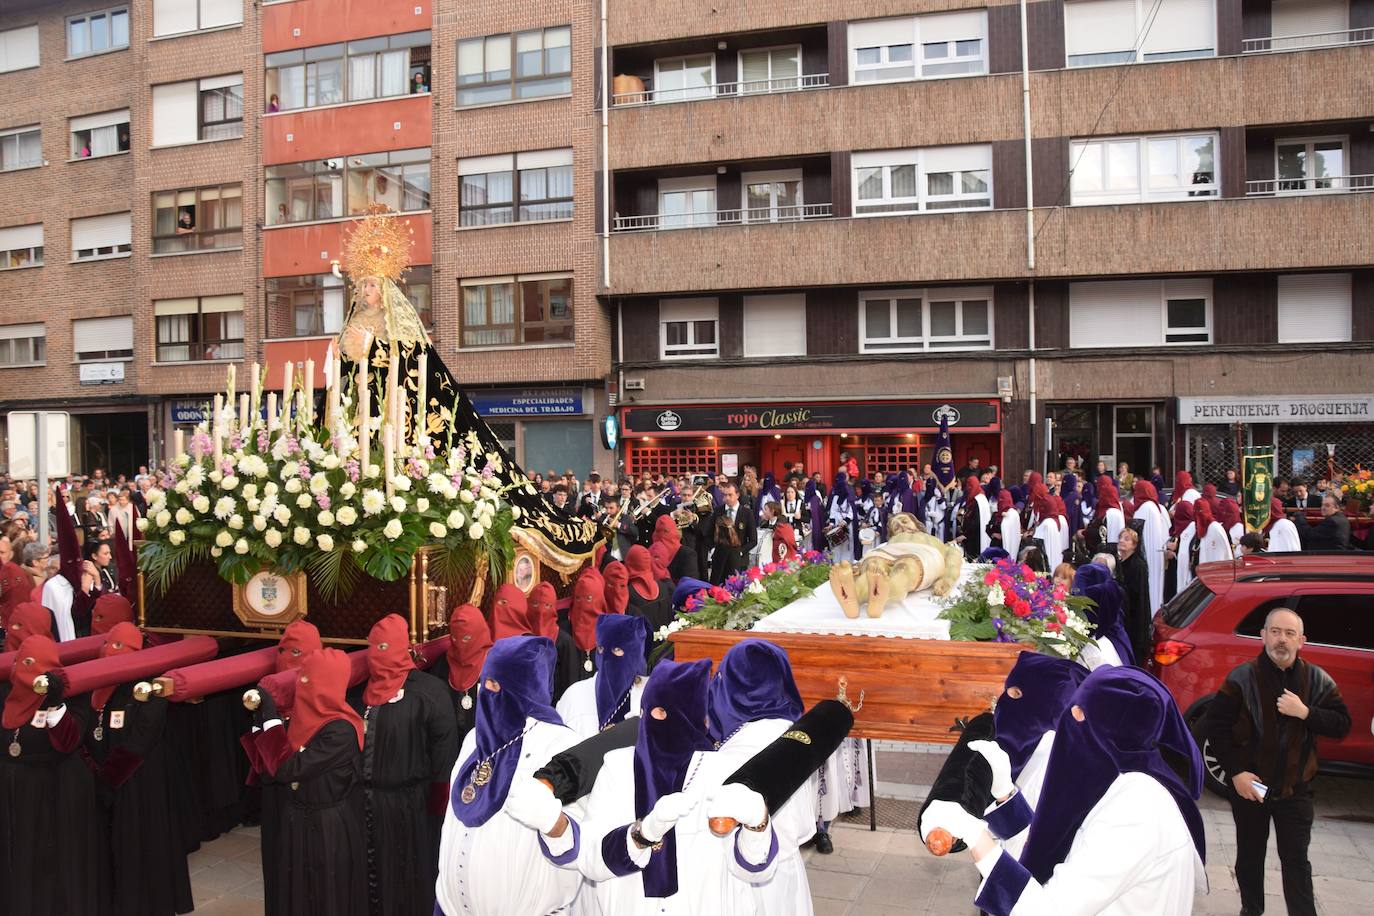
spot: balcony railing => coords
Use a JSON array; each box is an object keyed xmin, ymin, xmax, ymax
[
  {"xmin": 1245, "ymin": 175, "xmax": 1374, "ymax": 196},
  {"xmin": 1242, "ymin": 27, "xmax": 1374, "ymax": 53},
  {"xmin": 611, "ymin": 72, "xmax": 829, "ymax": 106},
  {"xmin": 612, "ymin": 202, "xmax": 833, "ymax": 232}
]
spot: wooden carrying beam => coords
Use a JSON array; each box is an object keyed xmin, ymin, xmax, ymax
[{"xmin": 54, "ymin": 636, "xmax": 219, "ymax": 697}]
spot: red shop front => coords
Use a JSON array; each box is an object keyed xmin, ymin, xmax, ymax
[{"xmin": 619, "ymin": 398, "xmax": 1002, "ymax": 483}]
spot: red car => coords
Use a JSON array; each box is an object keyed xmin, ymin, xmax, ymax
[{"xmin": 1151, "ymin": 553, "xmax": 1374, "ymax": 794}]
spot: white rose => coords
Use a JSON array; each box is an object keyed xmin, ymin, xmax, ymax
[
  {"xmin": 415, "ymin": 497, "xmax": 430, "ymax": 512},
  {"xmin": 362, "ymin": 489, "xmax": 386, "ymax": 516},
  {"xmin": 322, "ymin": 454, "xmax": 341, "ymax": 471},
  {"xmin": 168, "ymin": 529, "xmax": 185, "ymax": 545},
  {"xmin": 987, "ymin": 584, "xmax": 1006, "ymax": 607},
  {"xmin": 441, "ymin": 483, "xmax": 458, "ymax": 500},
  {"xmin": 295, "ymin": 493, "xmax": 313, "ymax": 510},
  {"xmin": 192, "ymin": 495, "xmax": 211, "ymax": 514},
  {"xmin": 175, "ymin": 507, "xmax": 193, "ymax": 525},
  {"xmin": 228, "ymin": 514, "xmax": 244, "ymax": 530},
  {"xmin": 265, "ymin": 528, "xmax": 283, "ymax": 548},
  {"xmin": 293, "ymin": 527, "xmax": 312, "ymax": 546},
  {"xmin": 468, "ymin": 522, "xmax": 484, "ymax": 540},
  {"xmin": 264, "ymin": 481, "xmax": 279, "ymax": 495},
  {"xmin": 389, "ymin": 496, "xmax": 406, "ymax": 513},
  {"xmin": 174, "ymin": 481, "xmax": 190, "ymax": 495},
  {"xmin": 253, "ymin": 515, "xmax": 267, "ymax": 531},
  {"xmin": 383, "ymin": 519, "xmax": 403, "ymax": 540},
  {"xmin": 146, "ymin": 487, "xmax": 165, "ymax": 505},
  {"xmin": 392, "ymin": 475, "xmax": 412, "ymax": 492},
  {"xmin": 221, "ymin": 475, "xmax": 239, "ymax": 490},
  {"xmin": 317, "ymin": 534, "xmax": 335, "ymax": 552},
  {"xmin": 339, "ymin": 482, "xmax": 356, "ymax": 499},
  {"xmin": 241, "ymin": 483, "xmax": 258, "ymax": 500},
  {"xmin": 273, "ymin": 505, "xmax": 292, "ymax": 525},
  {"xmin": 155, "ymin": 509, "xmax": 172, "ymax": 528},
  {"xmin": 285, "ymin": 478, "xmax": 302, "ymax": 494},
  {"xmin": 215, "ymin": 530, "xmax": 233, "ymax": 548},
  {"xmin": 447, "ymin": 509, "xmax": 465, "ymax": 528},
  {"xmin": 367, "ymin": 463, "xmax": 381, "ymax": 479},
  {"xmin": 234, "ymin": 538, "xmax": 249, "ymax": 555},
  {"xmin": 460, "ymin": 490, "xmax": 475, "ymax": 504},
  {"xmin": 429, "ymin": 522, "xmax": 447, "ymax": 538},
  {"xmin": 336, "ymin": 506, "xmax": 358, "ymax": 526},
  {"xmin": 209, "ymin": 470, "xmax": 223, "ymax": 484},
  {"xmin": 282, "ymin": 461, "xmax": 299, "ymax": 479},
  {"xmin": 210, "ymin": 546, "xmax": 223, "ymax": 558},
  {"xmin": 352, "ymin": 539, "xmax": 368, "ymax": 553},
  {"xmin": 310, "ymin": 473, "xmax": 330, "ymax": 495},
  {"xmin": 246, "ymin": 498, "xmax": 261, "ymax": 513},
  {"xmin": 318, "ymin": 510, "xmax": 335, "ymax": 527}
]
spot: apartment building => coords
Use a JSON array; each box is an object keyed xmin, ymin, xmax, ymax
[{"xmin": 601, "ymin": 0, "xmax": 1374, "ymax": 486}]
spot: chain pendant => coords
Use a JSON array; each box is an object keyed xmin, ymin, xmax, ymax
[
  {"xmin": 460, "ymin": 784, "xmax": 476, "ymax": 804},
  {"xmin": 7, "ymin": 741, "xmax": 19, "ymax": 758},
  {"xmin": 93, "ymin": 726, "xmax": 104, "ymax": 742},
  {"xmin": 584, "ymin": 658, "xmax": 594, "ymax": 672},
  {"xmin": 460, "ymin": 693, "xmax": 473, "ymax": 710},
  {"xmin": 473, "ymin": 760, "xmax": 493, "ymax": 787}
]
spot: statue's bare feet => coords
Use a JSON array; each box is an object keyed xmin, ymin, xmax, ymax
[
  {"xmin": 933, "ymin": 577, "xmax": 954, "ymax": 597},
  {"xmin": 830, "ymin": 562, "xmax": 860, "ymax": 619},
  {"xmin": 868, "ymin": 575, "xmax": 890, "ymax": 618}
]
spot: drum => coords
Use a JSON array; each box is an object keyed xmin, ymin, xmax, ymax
[
  {"xmin": 858, "ymin": 527, "xmax": 877, "ymax": 547},
  {"xmin": 823, "ymin": 523, "xmax": 850, "ymax": 546}
]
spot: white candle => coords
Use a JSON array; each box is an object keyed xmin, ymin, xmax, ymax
[
  {"xmin": 357, "ymin": 356, "xmax": 370, "ymax": 474},
  {"xmin": 239, "ymin": 393, "xmax": 250, "ymax": 433},
  {"xmin": 303, "ymin": 358, "xmax": 315, "ymax": 427},
  {"xmin": 213, "ymin": 394, "xmax": 224, "ymax": 466},
  {"xmin": 226, "ymin": 363, "xmax": 236, "ymax": 407},
  {"xmin": 386, "ymin": 346, "xmax": 399, "ymax": 453},
  {"xmin": 250, "ymin": 362, "xmax": 261, "ymax": 424},
  {"xmin": 384, "ymin": 428, "xmax": 395, "ymax": 499},
  {"xmin": 329, "ymin": 349, "xmax": 342, "ymax": 443},
  {"xmin": 173, "ymin": 429, "xmax": 184, "ymax": 459},
  {"xmin": 267, "ymin": 392, "xmax": 278, "ymax": 432},
  {"xmin": 281, "ymin": 360, "xmax": 292, "ymax": 413},
  {"xmin": 415, "ymin": 351, "xmax": 427, "ymax": 447}
]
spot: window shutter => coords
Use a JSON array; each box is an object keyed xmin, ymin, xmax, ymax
[
  {"xmin": 848, "ymin": 17, "xmax": 915, "ymax": 49},
  {"xmin": 199, "ymin": 0, "xmax": 243, "ymax": 30},
  {"xmin": 1271, "ymin": 0, "xmax": 1347, "ymax": 39},
  {"xmin": 0, "ymin": 323, "xmax": 42, "ymax": 341},
  {"xmin": 922, "ymin": 144, "xmax": 992, "ymax": 173},
  {"xmin": 1, "ymin": 25, "xmax": 40, "ymax": 72},
  {"xmin": 1064, "ymin": 0, "xmax": 1136, "ymax": 57},
  {"xmin": 152, "ymin": 81, "xmax": 199, "ymax": 146},
  {"xmin": 0, "ymin": 223, "xmax": 42, "ymax": 251},
  {"xmin": 740, "ymin": 50, "xmax": 772, "ymax": 84},
  {"xmin": 1140, "ymin": 0, "xmax": 1216, "ymax": 57},
  {"xmin": 515, "ymin": 149, "xmax": 573, "ymax": 170},
  {"xmin": 1069, "ymin": 280, "xmax": 1162, "ymax": 347},
  {"xmin": 743, "ymin": 294, "xmax": 806, "ymax": 357},
  {"xmin": 1277, "ymin": 274, "xmax": 1351, "ymax": 343},
  {"xmin": 153, "ymin": 0, "xmax": 199, "ymax": 37},
  {"xmin": 71, "ymin": 213, "xmax": 132, "ymax": 252},
  {"xmin": 199, "ymin": 73, "xmax": 242, "ymax": 91},
  {"xmin": 70, "ymin": 109, "xmax": 129, "ymax": 133},
  {"xmin": 459, "ymin": 154, "xmax": 514, "ymax": 176},
  {"xmin": 660, "ymin": 298, "xmax": 718, "ymax": 323},
  {"xmin": 73, "ymin": 317, "xmax": 133, "ymax": 354},
  {"xmin": 154, "ymin": 298, "xmax": 199, "ymax": 316},
  {"xmin": 201, "ymin": 294, "xmax": 245, "ymax": 313},
  {"xmin": 919, "ymin": 10, "xmax": 986, "ymax": 44}
]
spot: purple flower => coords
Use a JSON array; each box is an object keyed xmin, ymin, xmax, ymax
[{"xmin": 344, "ymin": 459, "xmax": 360, "ymax": 483}]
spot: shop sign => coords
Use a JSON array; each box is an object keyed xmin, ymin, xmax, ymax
[
  {"xmin": 78, "ymin": 362, "xmax": 124, "ymax": 386},
  {"xmin": 471, "ymin": 388, "xmax": 584, "ymax": 417},
  {"xmin": 170, "ymin": 401, "xmax": 210, "ymax": 425},
  {"xmin": 1177, "ymin": 395, "xmax": 1374, "ymax": 425},
  {"xmin": 623, "ymin": 400, "xmax": 998, "ymax": 435}
]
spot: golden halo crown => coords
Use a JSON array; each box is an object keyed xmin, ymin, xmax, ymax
[{"xmin": 342, "ymin": 204, "xmax": 414, "ymax": 284}]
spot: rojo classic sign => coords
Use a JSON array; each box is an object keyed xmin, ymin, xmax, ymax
[
  {"xmin": 623, "ymin": 400, "xmax": 999, "ymax": 435},
  {"xmin": 1177, "ymin": 395, "xmax": 1374, "ymax": 425}
]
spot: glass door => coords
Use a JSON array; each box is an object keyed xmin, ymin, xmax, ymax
[
  {"xmin": 742, "ymin": 169, "xmax": 803, "ymax": 222},
  {"xmin": 658, "ymin": 177, "xmax": 716, "ymax": 229},
  {"xmin": 738, "ymin": 46, "xmax": 800, "ymax": 94},
  {"xmin": 1276, "ymin": 137, "xmax": 1347, "ymax": 193}
]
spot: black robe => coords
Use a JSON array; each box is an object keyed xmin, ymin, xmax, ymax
[
  {"xmin": 1115, "ymin": 551, "xmax": 1153, "ymax": 665},
  {"xmin": 960, "ymin": 503, "xmax": 983, "ymax": 561},
  {"xmin": 0, "ymin": 701, "xmax": 100, "ymax": 915},
  {"xmin": 423, "ymin": 657, "xmax": 478, "ymax": 744},
  {"xmin": 263, "ymin": 720, "xmax": 367, "ymax": 916},
  {"xmin": 84, "ymin": 685, "xmax": 194, "ymax": 916},
  {"xmin": 627, "ymin": 579, "xmax": 674, "ymax": 634},
  {"xmin": 355, "ymin": 670, "xmax": 459, "ymax": 916},
  {"xmin": 551, "ymin": 627, "xmax": 586, "ymax": 703},
  {"xmin": 667, "ymin": 544, "xmax": 699, "ymax": 584}
]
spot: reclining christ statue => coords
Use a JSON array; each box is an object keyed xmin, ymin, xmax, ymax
[{"xmin": 828, "ymin": 512, "xmax": 963, "ymax": 619}]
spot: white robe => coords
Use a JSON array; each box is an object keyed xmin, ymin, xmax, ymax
[
  {"xmin": 985, "ymin": 730, "xmax": 1055, "ymax": 861},
  {"xmin": 971, "ymin": 493, "xmax": 992, "ymax": 555},
  {"xmin": 1131, "ymin": 502, "xmax": 1168, "ymax": 615},
  {"xmin": 1227, "ymin": 523, "xmax": 1244, "ymax": 556},
  {"xmin": 555, "ymin": 674, "xmax": 646, "ymax": 741},
  {"xmin": 818, "ymin": 737, "xmax": 870, "ymax": 823},
  {"xmin": 826, "ymin": 499, "xmax": 855, "ymax": 565},
  {"xmin": 925, "ymin": 495, "xmax": 949, "ymax": 543},
  {"xmin": 1267, "ymin": 518, "xmax": 1301, "ymax": 552},
  {"xmin": 1172, "ymin": 488, "xmax": 1199, "ymax": 507},
  {"xmin": 1197, "ymin": 522, "xmax": 1232, "ymax": 566},
  {"xmin": 1000, "ymin": 509, "xmax": 1021, "ymax": 560},
  {"xmin": 1173, "ymin": 528, "xmax": 1196, "ymax": 597},
  {"xmin": 1103, "ymin": 507, "xmax": 1125, "ymax": 546},
  {"xmin": 40, "ymin": 575, "xmax": 76, "ymax": 642},
  {"xmin": 558, "ymin": 745, "xmax": 780, "ymax": 915},
  {"xmin": 975, "ymin": 772, "xmax": 1204, "ymax": 916},
  {"xmin": 716, "ymin": 719, "xmax": 817, "ymax": 916},
  {"xmin": 435, "ymin": 718, "xmax": 584, "ymax": 916},
  {"xmin": 1033, "ymin": 519, "xmax": 1063, "ymax": 569}
]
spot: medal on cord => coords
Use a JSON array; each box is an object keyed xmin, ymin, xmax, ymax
[
  {"xmin": 458, "ymin": 722, "xmax": 533, "ymax": 805},
  {"xmin": 7, "ymin": 729, "xmax": 20, "ymax": 758}
]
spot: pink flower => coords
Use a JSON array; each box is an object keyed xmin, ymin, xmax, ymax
[
  {"xmin": 1055, "ymin": 608, "xmax": 1067, "ymax": 624},
  {"xmin": 983, "ymin": 571, "xmax": 998, "ymax": 585},
  {"xmin": 746, "ymin": 567, "xmax": 763, "ymax": 581},
  {"xmin": 709, "ymin": 586, "xmax": 732, "ymax": 603},
  {"xmin": 1011, "ymin": 599, "xmax": 1031, "ymax": 618}
]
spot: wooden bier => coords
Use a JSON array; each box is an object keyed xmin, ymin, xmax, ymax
[{"xmin": 668, "ymin": 629, "xmax": 1025, "ymax": 745}]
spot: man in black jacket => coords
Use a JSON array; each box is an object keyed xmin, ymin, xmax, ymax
[
  {"xmin": 1113, "ymin": 527, "xmax": 1152, "ymax": 666},
  {"xmin": 1292, "ymin": 493, "xmax": 1350, "ymax": 549},
  {"xmin": 708, "ymin": 482, "xmax": 756, "ymax": 584},
  {"xmin": 1204, "ymin": 607, "xmax": 1351, "ymax": 916}
]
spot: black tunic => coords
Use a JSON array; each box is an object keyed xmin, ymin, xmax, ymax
[
  {"xmin": 1115, "ymin": 551, "xmax": 1153, "ymax": 665},
  {"xmin": 0, "ymin": 703, "xmax": 100, "ymax": 915},
  {"xmin": 667, "ymin": 544, "xmax": 699, "ymax": 584},
  {"xmin": 355, "ymin": 671, "xmax": 459, "ymax": 916},
  {"xmin": 424, "ymin": 657, "xmax": 478, "ymax": 743},
  {"xmin": 84, "ymin": 686, "xmax": 194, "ymax": 916},
  {"xmin": 627, "ymin": 579, "xmax": 675, "ymax": 633},
  {"xmin": 551, "ymin": 627, "xmax": 587, "ymax": 702},
  {"xmin": 267, "ymin": 720, "xmax": 367, "ymax": 916}
]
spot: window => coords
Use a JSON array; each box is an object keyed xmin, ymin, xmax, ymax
[
  {"xmin": 660, "ymin": 298, "xmax": 719, "ymax": 359},
  {"xmin": 153, "ymin": 0, "xmax": 242, "ymax": 38},
  {"xmin": 457, "ymin": 27, "xmax": 571, "ymax": 106},
  {"xmin": 155, "ymin": 295, "xmax": 244, "ymax": 362},
  {"xmin": 1277, "ymin": 273, "xmax": 1352, "ymax": 344},
  {"xmin": 459, "ymin": 149, "xmax": 573, "ymax": 227},
  {"xmin": 461, "ymin": 275, "xmax": 573, "ymax": 348},
  {"xmin": 70, "ymin": 109, "xmax": 130, "ymax": 159},
  {"xmin": 264, "ymin": 267, "xmax": 431, "ymax": 338},
  {"xmin": 859, "ymin": 288, "xmax": 993, "ymax": 353},
  {"xmin": 73, "ymin": 316, "xmax": 133, "ymax": 360},
  {"xmin": 848, "ymin": 11, "xmax": 986, "ymax": 84},
  {"xmin": 0, "ymin": 323, "xmax": 45, "ymax": 367},
  {"xmin": 658, "ymin": 176, "xmax": 717, "ymax": 228},
  {"xmin": 739, "ymin": 46, "xmax": 800, "ymax": 94},
  {"xmin": 71, "ymin": 213, "xmax": 132, "ymax": 261},
  {"xmin": 0, "ymin": 125, "xmax": 41, "ymax": 172},
  {"xmin": 266, "ymin": 149, "xmax": 429, "ymax": 225},
  {"xmin": 853, "ymin": 146, "xmax": 992, "ymax": 216},
  {"xmin": 0, "ymin": 25, "xmax": 40, "ymax": 73},
  {"xmin": 1070, "ymin": 132, "xmax": 1217, "ymax": 205},
  {"xmin": 152, "ymin": 75, "xmax": 243, "ymax": 146},
  {"xmin": 1275, "ymin": 137, "xmax": 1348, "ymax": 193},
  {"xmin": 743, "ymin": 294, "xmax": 805, "ymax": 358},
  {"xmin": 1064, "ymin": 0, "xmax": 1215, "ymax": 67},
  {"xmin": 654, "ymin": 55, "xmax": 715, "ymax": 102},
  {"xmin": 742, "ymin": 169, "xmax": 803, "ymax": 222},
  {"xmin": 1069, "ymin": 278, "xmax": 1213, "ymax": 347},
  {"xmin": 0, "ymin": 224, "xmax": 43, "ymax": 270},
  {"xmin": 1234, "ymin": 595, "xmax": 1374, "ymax": 651},
  {"xmin": 152, "ymin": 184, "xmax": 242, "ymax": 254},
  {"xmin": 266, "ymin": 32, "xmax": 430, "ymax": 112},
  {"xmin": 68, "ymin": 7, "xmax": 128, "ymax": 57},
  {"xmin": 1270, "ymin": 0, "xmax": 1349, "ymax": 51}
]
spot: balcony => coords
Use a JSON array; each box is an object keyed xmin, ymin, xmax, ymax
[
  {"xmin": 611, "ymin": 72, "xmax": 829, "ymax": 106},
  {"xmin": 614, "ymin": 203, "xmax": 833, "ymax": 232},
  {"xmin": 1243, "ymin": 26, "xmax": 1374, "ymax": 54},
  {"xmin": 1246, "ymin": 175, "xmax": 1374, "ymax": 195}
]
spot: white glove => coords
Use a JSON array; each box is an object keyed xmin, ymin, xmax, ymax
[
  {"xmin": 706, "ymin": 783, "xmax": 767, "ymax": 830},
  {"xmin": 641, "ymin": 791, "xmax": 698, "ymax": 843},
  {"xmin": 503, "ymin": 779, "xmax": 563, "ymax": 834},
  {"xmin": 919, "ymin": 799, "xmax": 987, "ymax": 846},
  {"xmin": 969, "ymin": 739, "xmax": 1015, "ymax": 799}
]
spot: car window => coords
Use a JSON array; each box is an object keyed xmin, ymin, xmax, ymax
[
  {"xmin": 1161, "ymin": 579, "xmax": 1214, "ymax": 629},
  {"xmin": 1296, "ymin": 595, "xmax": 1374, "ymax": 651},
  {"xmin": 1235, "ymin": 598, "xmax": 1299, "ymax": 638}
]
